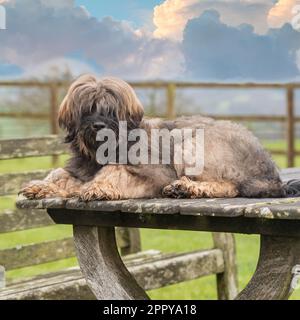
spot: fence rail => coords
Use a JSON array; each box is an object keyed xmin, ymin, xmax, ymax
[{"xmin": 0, "ymin": 80, "xmax": 299, "ymax": 167}]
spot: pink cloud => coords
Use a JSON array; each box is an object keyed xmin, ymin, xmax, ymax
[{"xmin": 268, "ymin": 0, "xmax": 298, "ymax": 28}]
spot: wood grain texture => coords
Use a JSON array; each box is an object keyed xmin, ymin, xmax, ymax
[
  {"xmin": 130, "ymin": 249, "xmax": 224, "ymax": 291},
  {"xmin": 237, "ymin": 236, "xmax": 300, "ymax": 300},
  {"xmin": 0, "ymin": 238, "xmax": 75, "ymax": 271},
  {"xmin": 0, "ymin": 229, "xmax": 140, "ymax": 272},
  {"xmin": 0, "ymin": 170, "xmax": 51, "ymax": 196},
  {"xmin": 16, "ymin": 196, "xmax": 300, "ymax": 220},
  {"xmin": 0, "ymin": 136, "xmax": 66, "ymax": 160},
  {"xmin": 0, "ymin": 209, "xmax": 54, "ymax": 233},
  {"xmin": 116, "ymin": 228, "xmax": 141, "ymax": 256},
  {"xmin": 213, "ymin": 233, "xmax": 239, "ymax": 300},
  {"xmin": 0, "ymin": 248, "xmax": 224, "ymax": 300},
  {"xmin": 73, "ymin": 226, "xmax": 149, "ymax": 300}
]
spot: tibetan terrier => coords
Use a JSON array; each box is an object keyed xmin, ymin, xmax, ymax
[{"xmin": 20, "ymin": 75, "xmax": 300, "ymax": 200}]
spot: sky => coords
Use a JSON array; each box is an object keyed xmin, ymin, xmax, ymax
[
  {"xmin": 0, "ymin": 0, "xmax": 300, "ymax": 81},
  {"xmin": 74, "ymin": 0, "xmax": 163, "ymax": 27}
]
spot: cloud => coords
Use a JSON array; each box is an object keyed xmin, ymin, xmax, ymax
[
  {"xmin": 182, "ymin": 10, "xmax": 300, "ymax": 81},
  {"xmin": 0, "ymin": 0, "xmax": 183, "ymax": 79},
  {"xmin": 153, "ymin": 0, "xmax": 275, "ymax": 41},
  {"xmin": 153, "ymin": 0, "xmax": 200, "ymax": 41},
  {"xmin": 268, "ymin": 0, "xmax": 298, "ymax": 28},
  {"xmin": 1, "ymin": 0, "xmax": 300, "ymax": 82},
  {"xmin": 21, "ymin": 57, "xmax": 98, "ymax": 80}
]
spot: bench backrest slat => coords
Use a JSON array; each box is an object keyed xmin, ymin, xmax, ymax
[
  {"xmin": 0, "ymin": 136, "xmax": 67, "ymax": 160},
  {"xmin": 0, "ymin": 238, "xmax": 75, "ymax": 271},
  {"xmin": 0, "ymin": 170, "xmax": 51, "ymax": 196},
  {"xmin": 0, "ymin": 209, "xmax": 54, "ymax": 233}
]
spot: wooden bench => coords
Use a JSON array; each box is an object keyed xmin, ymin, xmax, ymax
[
  {"xmin": 0, "ymin": 136, "xmax": 238, "ymax": 300},
  {"xmin": 10, "ymin": 169, "xmax": 300, "ymax": 300}
]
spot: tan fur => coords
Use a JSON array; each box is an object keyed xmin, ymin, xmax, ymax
[
  {"xmin": 20, "ymin": 75, "xmax": 288, "ymax": 201},
  {"xmin": 58, "ymin": 75, "xmax": 144, "ymax": 130},
  {"xmin": 20, "ymin": 168, "xmax": 81, "ymax": 199},
  {"xmin": 163, "ymin": 177, "xmax": 238, "ymax": 198}
]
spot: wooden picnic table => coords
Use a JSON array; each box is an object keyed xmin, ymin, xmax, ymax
[{"xmin": 16, "ymin": 168, "xmax": 300, "ymax": 300}]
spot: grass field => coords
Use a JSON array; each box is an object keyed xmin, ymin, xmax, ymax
[{"xmin": 0, "ymin": 140, "xmax": 300, "ymax": 299}]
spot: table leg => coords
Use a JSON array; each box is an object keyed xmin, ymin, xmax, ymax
[
  {"xmin": 73, "ymin": 225, "xmax": 149, "ymax": 300},
  {"xmin": 236, "ymin": 235, "xmax": 300, "ymax": 300}
]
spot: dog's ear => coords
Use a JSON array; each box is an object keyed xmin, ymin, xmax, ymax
[{"xmin": 58, "ymin": 74, "xmax": 97, "ymax": 130}]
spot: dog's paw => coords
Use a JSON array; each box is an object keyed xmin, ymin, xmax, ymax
[
  {"xmin": 162, "ymin": 177, "xmax": 194, "ymax": 199},
  {"xmin": 79, "ymin": 183, "xmax": 121, "ymax": 201},
  {"xmin": 19, "ymin": 180, "xmax": 67, "ymax": 199}
]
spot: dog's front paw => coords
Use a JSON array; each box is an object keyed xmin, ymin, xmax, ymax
[
  {"xmin": 19, "ymin": 180, "xmax": 67, "ymax": 199},
  {"xmin": 79, "ymin": 183, "xmax": 121, "ymax": 201},
  {"xmin": 162, "ymin": 177, "xmax": 194, "ymax": 199}
]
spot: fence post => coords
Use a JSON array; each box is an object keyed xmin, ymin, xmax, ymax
[
  {"xmin": 286, "ymin": 86, "xmax": 295, "ymax": 168},
  {"xmin": 166, "ymin": 83, "xmax": 176, "ymax": 119},
  {"xmin": 212, "ymin": 233, "xmax": 239, "ymax": 300},
  {"xmin": 50, "ymin": 83, "xmax": 59, "ymax": 166},
  {"xmin": 0, "ymin": 265, "xmax": 5, "ymax": 289}
]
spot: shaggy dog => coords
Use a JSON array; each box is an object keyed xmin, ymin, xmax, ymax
[{"xmin": 20, "ymin": 75, "xmax": 300, "ymax": 200}]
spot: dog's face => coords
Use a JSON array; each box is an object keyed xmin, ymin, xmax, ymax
[{"xmin": 58, "ymin": 75, "xmax": 144, "ymax": 159}]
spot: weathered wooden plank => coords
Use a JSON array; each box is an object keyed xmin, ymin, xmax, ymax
[
  {"xmin": 0, "ymin": 207, "xmax": 140, "ymax": 256},
  {"xmin": 16, "ymin": 196, "xmax": 300, "ymax": 219},
  {"xmin": 280, "ymin": 168, "xmax": 300, "ymax": 182},
  {"xmin": 0, "ymin": 136, "xmax": 67, "ymax": 160},
  {"xmin": 213, "ymin": 233, "xmax": 239, "ymax": 300},
  {"xmin": 24, "ymin": 197, "xmax": 300, "ymax": 220},
  {"xmin": 16, "ymin": 197, "xmax": 67, "ymax": 210},
  {"xmin": 47, "ymin": 209, "xmax": 300, "ymax": 237},
  {"xmin": 0, "ymin": 248, "xmax": 224, "ymax": 300},
  {"xmin": 0, "ymin": 170, "xmax": 51, "ymax": 196},
  {"xmin": 73, "ymin": 226, "xmax": 149, "ymax": 300},
  {"xmin": 5, "ymin": 250, "xmax": 162, "ymax": 289},
  {"xmin": 1, "ymin": 272, "xmax": 94, "ymax": 300},
  {"xmin": 130, "ymin": 249, "xmax": 224, "ymax": 290},
  {"xmin": 116, "ymin": 228, "xmax": 141, "ymax": 256},
  {"xmin": 180, "ymin": 198, "xmax": 300, "ymax": 219},
  {"xmin": 286, "ymin": 87, "xmax": 295, "ymax": 167},
  {"xmin": 179, "ymin": 198, "xmax": 248, "ymax": 217},
  {"xmin": 237, "ymin": 236, "xmax": 300, "ymax": 300},
  {"xmin": 66, "ymin": 198, "xmax": 124, "ymax": 212},
  {"xmin": 281, "ymin": 168, "xmax": 300, "ymax": 174},
  {"xmin": 120, "ymin": 198, "xmax": 182, "ymax": 214},
  {"xmin": 0, "ymin": 238, "xmax": 75, "ymax": 271},
  {"xmin": 1, "ymin": 80, "xmax": 300, "ymax": 89},
  {"xmin": 244, "ymin": 199, "xmax": 300, "ymax": 219},
  {"xmin": 0, "ymin": 209, "xmax": 54, "ymax": 233}
]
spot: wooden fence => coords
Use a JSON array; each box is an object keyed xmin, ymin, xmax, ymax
[{"xmin": 0, "ymin": 81, "xmax": 299, "ymax": 167}]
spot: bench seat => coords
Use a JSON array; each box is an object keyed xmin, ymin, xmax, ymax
[{"xmin": 0, "ymin": 249, "xmax": 224, "ymax": 300}]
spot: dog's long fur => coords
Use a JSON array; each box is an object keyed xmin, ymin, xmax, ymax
[{"xmin": 20, "ymin": 75, "xmax": 300, "ymax": 200}]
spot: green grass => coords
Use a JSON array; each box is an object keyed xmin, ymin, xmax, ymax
[{"xmin": 0, "ymin": 140, "xmax": 300, "ymax": 299}]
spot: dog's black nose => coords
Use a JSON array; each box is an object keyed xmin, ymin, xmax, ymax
[{"xmin": 92, "ymin": 122, "xmax": 106, "ymax": 131}]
